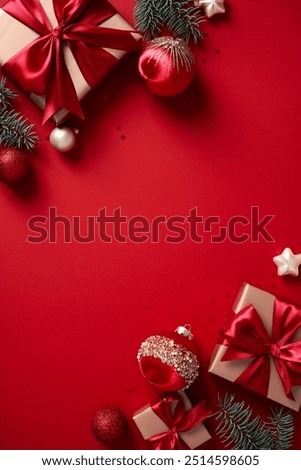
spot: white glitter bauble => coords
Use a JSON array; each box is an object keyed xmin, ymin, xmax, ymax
[{"xmin": 50, "ymin": 127, "xmax": 77, "ymax": 152}]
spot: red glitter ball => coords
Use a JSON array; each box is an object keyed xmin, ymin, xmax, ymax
[
  {"xmin": 0, "ymin": 148, "xmax": 30, "ymax": 184},
  {"xmin": 91, "ymin": 407, "xmax": 127, "ymax": 445}
]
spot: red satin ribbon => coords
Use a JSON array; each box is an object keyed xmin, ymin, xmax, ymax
[
  {"xmin": 147, "ymin": 394, "xmax": 210, "ymax": 450},
  {"xmin": 221, "ymin": 298, "xmax": 301, "ymax": 399},
  {"xmin": 2, "ymin": 0, "xmax": 140, "ymax": 123}
]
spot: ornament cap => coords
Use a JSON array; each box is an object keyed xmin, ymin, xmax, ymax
[{"xmin": 175, "ymin": 324, "xmax": 193, "ymax": 341}]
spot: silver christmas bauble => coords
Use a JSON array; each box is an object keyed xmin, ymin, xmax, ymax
[{"xmin": 50, "ymin": 127, "xmax": 77, "ymax": 152}]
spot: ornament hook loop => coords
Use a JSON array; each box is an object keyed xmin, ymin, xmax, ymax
[{"xmin": 175, "ymin": 324, "xmax": 193, "ymax": 340}]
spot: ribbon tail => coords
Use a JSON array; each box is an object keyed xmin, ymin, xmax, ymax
[
  {"xmin": 42, "ymin": 41, "xmax": 84, "ymax": 124},
  {"xmin": 147, "ymin": 431, "xmax": 188, "ymax": 450},
  {"xmin": 235, "ymin": 356, "xmax": 270, "ymax": 396},
  {"xmin": 147, "ymin": 434, "xmax": 166, "ymax": 450},
  {"xmin": 275, "ymin": 357, "xmax": 301, "ymax": 399},
  {"xmin": 177, "ymin": 400, "xmax": 211, "ymax": 432}
]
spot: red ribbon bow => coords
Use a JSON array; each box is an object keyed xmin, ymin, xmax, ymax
[
  {"xmin": 221, "ymin": 298, "xmax": 301, "ymax": 399},
  {"xmin": 2, "ymin": 0, "xmax": 140, "ymax": 123},
  {"xmin": 147, "ymin": 393, "xmax": 210, "ymax": 450}
]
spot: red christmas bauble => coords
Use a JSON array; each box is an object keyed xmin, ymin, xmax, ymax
[
  {"xmin": 138, "ymin": 37, "xmax": 196, "ymax": 97},
  {"xmin": 137, "ymin": 325, "xmax": 200, "ymax": 392},
  {"xmin": 91, "ymin": 407, "xmax": 127, "ymax": 445},
  {"xmin": 0, "ymin": 147, "xmax": 30, "ymax": 184}
]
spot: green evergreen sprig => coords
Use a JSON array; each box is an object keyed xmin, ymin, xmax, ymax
[
  {"xmin": 0, "ymin": 76, "xmax": 17, "ymax": 108},
  {"xmin": 134, "ymin": 0, "xmax": 163, "ymax": 40},
  {"xmin": 212, "ymin": 394, "xmax": 294, "ymax": 450},
  {"xmin": 265, "ymin": 407, "xmax": 294, "ymax": 450},
  {"xmin": 134, "ymin": 0, "xmax": 205, "ymax": 43},
  {"xmin": 163, "ymin": 0, "xmax": 204, "ymax": 43},
  {"xmin": 0, "ymin": 109, "xmax": 38, "ymax": 151},
  {"xmin": 0, "ymin": 76, "xmax": 38, "ymax": 150}
]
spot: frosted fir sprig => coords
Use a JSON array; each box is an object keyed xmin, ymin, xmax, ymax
[
  {"xmin": 162, "ymin": 0, "xmax": 205, "ymax": 43},
  {"xmin": 264, "ymin": 407, "xmax": 294, "ymax": 450},
  {"xmin": 0, "ymin": 109, "xmax": 38, "ymax": 151},
  {"xmin": 212, "ymin": 394, "xmax": 294, "ymax": 450},
  {"xmin": 0, "ymin": 76, "xmax": 17, "ymax": 108},
  {"xmin": 0, "ymin": 76, "xmax": 38, "ymax": 150},
  {"xmin": 134, "ymin": 0, "xmax": 163, "ymax": 40},
  {"xmin": 134, "ymin": 0, "xmax": 205, "ymax": 43}
]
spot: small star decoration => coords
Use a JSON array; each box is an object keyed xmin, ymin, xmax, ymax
[
  {"xmin": 194, "ymin": 0, "xmax": 226, "ymax": 18},
  {"xmin": 273, "ymin": 247, "xmax": 301, "ymax": 277}
]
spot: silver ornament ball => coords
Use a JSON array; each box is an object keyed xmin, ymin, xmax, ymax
[{"xmin": 50, "ymin": 127, "xmax": 77, "ymax": 152}]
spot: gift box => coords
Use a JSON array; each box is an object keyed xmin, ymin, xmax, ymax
[
  {"xmin": 209, "ymin": 283, "xmax": 301, "ymax": 411},
  {"xmin": 133, "ymin": 391, "xmax": 211, "ymax": 450},
  {"xmin": 0, "ymin": 0, "xmax": 141, "ymax": 124}
]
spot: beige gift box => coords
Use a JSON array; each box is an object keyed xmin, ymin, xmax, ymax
[
  {"xmin": 209, "ymin": 283, "xmax": 301, "ymax": 411},
  {"xmin": 133, "ymin": 391, "xmax": 211, "ymax": 450},
  {"xmin": 0, "ymin": 0, "xmax": 141, "ymax": 124}
]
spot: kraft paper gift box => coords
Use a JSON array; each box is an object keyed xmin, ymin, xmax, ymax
[
  {"xmin": 133, "ymin": 391, "xmax": 211, "ymax": 450},
  {"xmin": 0, "ymin": 0, "xmax": 141, "ymax": 124},
  {"xmin": 209, "ymin": 283, "xmax": 301, "ymax": 411}
]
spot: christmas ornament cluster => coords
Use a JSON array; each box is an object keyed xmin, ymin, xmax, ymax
[
  {"xmin": 91, "ymin": 315, "xmax": 297, "ymax": 450},
  {"xmin": 135, "ymin": 0, "xmax": 226, "ymax": 97},
  {"xmin": 0, "ymin": 0, "xmax": 226, "ymax": 159},
  {"xmin": 132, "ymin": 314, "xmax": 297, "ymax": 450}
]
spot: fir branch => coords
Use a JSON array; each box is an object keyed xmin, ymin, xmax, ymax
[
  {"xmin": 213, "ymin": 394, "xmax": 274, "ymax": 450},
  {"xmin": 134, "ymin": 0, "xmax": 163, "ymax": 40},
  {"xmin": 162, "ymin": 0, "xmax": 205, "ymax": 44},
  {"xmin": 0, "ymin": 76, "xmax": 17, "ymax": 108},
  {"xmin": 134, "ymin": 0, "xmax": 205, "ymax": 43},
  {"xmin": 265, "ymin": 407, "xmax": 294, "ymax": 450},
  {"xmin": 0, "ymin": 109, "xmax": 38, "ymax": 151}
]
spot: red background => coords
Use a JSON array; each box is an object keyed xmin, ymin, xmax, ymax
[{"xmin": 1, "ymin": 0, "xmax": 301, "ymax": 450}]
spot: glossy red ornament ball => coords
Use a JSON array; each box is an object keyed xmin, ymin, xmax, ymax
[
  {"xmin": 138, "ymin": 37, "xmax": 196, "ymax": 97},
  {"xmin": 91, "ymin": 407, "xmax": 127, "ymax": 445},
  {"xmin": 0, "ymin": 147, "xmax": 30, "ymax": 184}
]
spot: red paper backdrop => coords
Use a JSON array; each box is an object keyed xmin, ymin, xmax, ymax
[{"xmin": 1, "ymin": 0, "xmax": 301, "ymax": 450}]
